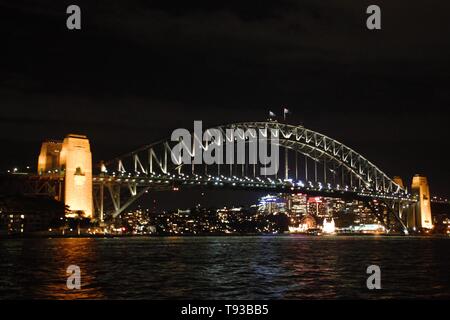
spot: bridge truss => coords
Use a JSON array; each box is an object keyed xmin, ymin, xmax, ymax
[{"xmin": 93, "ymin": 121, "xmax": 415, "ymax": 232}]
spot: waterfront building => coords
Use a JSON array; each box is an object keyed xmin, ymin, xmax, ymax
[{"xmin": 0, "ymin": 195, "xmax": 65, "ymax": 234}]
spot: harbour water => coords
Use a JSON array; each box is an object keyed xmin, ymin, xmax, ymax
[{"xmin": 0, "ymin": 235, "xmax": 449, "ymax": 299}]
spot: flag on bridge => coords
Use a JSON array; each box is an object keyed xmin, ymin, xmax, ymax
[{"xmin": 283, "ymin": 107, "xmax": 290, "ymax": 120}]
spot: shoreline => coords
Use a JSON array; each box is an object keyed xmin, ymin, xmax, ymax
[{"xmin": 1, "ymin": 233, "xmax": 449, "ymax": 239}]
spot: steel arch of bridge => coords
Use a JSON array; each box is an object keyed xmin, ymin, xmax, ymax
[{"xmin": 94, "ymin": 121, "xmax": 411, "ymax": 221}]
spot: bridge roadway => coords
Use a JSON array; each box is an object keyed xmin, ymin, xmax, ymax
[
  {"xmin": 0, "ymin": 168, "xmax": 429, "ymax": 234},
  {"xmin": 92, "ymin": 172, "xmax": 416, "ymax": 203},
  {"xmin": 0, "ymin": 171, "xmax": 416, "ymax": 204}
]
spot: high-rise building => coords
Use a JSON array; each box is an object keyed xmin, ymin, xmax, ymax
[{"xmin": 258, "ymin": 194, "xmax": 286, "ymax": 214}]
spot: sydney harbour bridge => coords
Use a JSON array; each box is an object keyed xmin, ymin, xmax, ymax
[{"xmin": 17, "ymin": 120, "xmax": 435, "ymax": 234}]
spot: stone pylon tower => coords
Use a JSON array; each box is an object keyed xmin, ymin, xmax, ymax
[
  {"xmin": 37, "ymin": 134, "xmax": 93, "ymax": 218},
  {"xmin": 411, "ymin": 175, "xmax": 433, "ymax": 229},
  {"xmin": 59, "ymin": 134, "xmax": 93, "ymax": 218},
  {"xmin": 37, "ymin": 140, "xmax": 63, "ymax": 174},
  {"xmin": 393, "ymin": 176, "xmax": 404, "ymax": 189}
]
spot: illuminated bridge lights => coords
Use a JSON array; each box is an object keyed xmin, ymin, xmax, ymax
[{"xmin": 89, "ymin": 122, "xmax": 426, "ymax": 221}]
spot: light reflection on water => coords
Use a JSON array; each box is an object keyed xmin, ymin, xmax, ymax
[{"xmin": 0, "ymin": 236, "xmax": 449, "ymax": 299}]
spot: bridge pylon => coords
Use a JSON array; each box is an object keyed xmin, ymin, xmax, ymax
[
  {"xmin": 410, "ymin": 175, "xmax": 433, "ymax": 230},
  {"xmin": 37, "ymin": 134, "xmax": 93, "ymax": 218}
]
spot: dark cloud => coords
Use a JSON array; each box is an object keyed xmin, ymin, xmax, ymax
[{"xmin": 0, "ymin": 0, "xmax": 449, "ymax": 196}]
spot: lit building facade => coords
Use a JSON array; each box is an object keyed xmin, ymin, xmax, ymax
[{"xmin": 258, "ymin": 194, "xmax": 287, "ymax": 214}]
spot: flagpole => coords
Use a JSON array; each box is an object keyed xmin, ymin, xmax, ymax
[
  {"xmin": 283, "ymin": 107, "xmax": 288, "ymax": 179},
  {"xmin": 283, "ymin": 107, "xmax": 288, "ymax": 122}
]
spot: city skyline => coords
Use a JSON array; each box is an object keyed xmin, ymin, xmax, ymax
[{"xmin": 1, "ymin": 120, "xmax": 437, "ymax": 236}]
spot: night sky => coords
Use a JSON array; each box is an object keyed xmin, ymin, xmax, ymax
[{"xmin": 1, "ymin": 0, "xmax": 450, "ymax": 205}]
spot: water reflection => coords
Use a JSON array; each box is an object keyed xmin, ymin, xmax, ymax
[
  {"xmin": 42, "ymin": 238, "xmax": 105, "ymax": 299},
  {"xmin": 1, "ymin": 236, "xmax": 449, "ymax": 299},
  {"xmin": 0, "ymin": 238, "xmax": 104, "ymax": 299}
]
